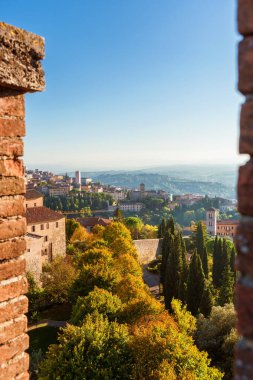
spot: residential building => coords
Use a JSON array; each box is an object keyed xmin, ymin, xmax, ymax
[
  {"xmin": 217, "ymin": 220, "xmax": 239, "ymax": 238},
  {"xmin": 119, "ymin": 202, "xmax": 144, "ymax": 212},
  {"xmin": 206, "ymin": 207, "xmax": 217, "ymax": 236},
  {"xmin": 25, "ymin": 189, "xmax": 44, "ymax": 208},
  {"xmin": 77, "ymin": 216, "xmax": 111, "ymax": 232},
  {"xmin": 75, "ymin": 170, "xmax": 81, "ymax": 185},
  {"xmin": 48, "ymin": 185, "xmax": 71, "ymax": 197}
]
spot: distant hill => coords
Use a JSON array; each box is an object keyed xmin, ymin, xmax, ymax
[{"xmin": 92, "ymin": 172, "xmax": 235, "ymax": 199}]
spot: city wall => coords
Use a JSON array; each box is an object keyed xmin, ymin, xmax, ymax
[{"xmin": 133, "ymin": 238, "xmax": 162, "ymax": 264}]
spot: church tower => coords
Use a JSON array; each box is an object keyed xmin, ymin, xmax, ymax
[{"xmin": 206, "ymin": 208, "xmax": 217, "ymax": 236}]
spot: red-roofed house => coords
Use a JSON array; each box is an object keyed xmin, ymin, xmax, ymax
[{"xmin": 77, "ymin": 217, "xmax": 111, "ymax": 232}]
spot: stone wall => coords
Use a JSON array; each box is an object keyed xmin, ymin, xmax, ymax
[
  {"xmin": 235, "ymin": 1, "xmax": 253, "ymax": 378},
  {"xmin": 133, "ymin": 239, "xmax": 162, "ymax": 264},
  {"xmin": 0, "ymin": 22, "xmax": 44, "ymax": 379}
]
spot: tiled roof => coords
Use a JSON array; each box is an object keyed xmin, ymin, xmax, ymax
[
  {"xmin": 217, "ymin": 219, "xmax": 239, "ymax": 225},
  {"xmin": 77, "ymin": 217, "xmax": 111, "ymax": 228},
  {"xmin": 26, "ymin": 206, "xmax": 64, "ymax": 224},
  {"xmin": 25, "ymin": 189, "xmax": 43, "ymax": 200}
]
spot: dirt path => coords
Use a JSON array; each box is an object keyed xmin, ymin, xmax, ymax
[{"xmin": 28, "ymin": 319, "xmax": 67, "ymax": 331}]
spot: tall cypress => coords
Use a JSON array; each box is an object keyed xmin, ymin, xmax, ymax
[
  {"xmin": 199, "ymin": 285, "xmax": 213, "ymax": 317},
  {"xmin": 167, "ymin": 217, "xmax": 175, "ymax": 235},
  {"xmin": 158, "ymin": 218, "xmax": 166, "ymax": 239},
  {"xmin": 216, "ymin": 238, "xmax": 224, "ymax": 288},
  {"xmin": 202, "ymin": 246, "xmax": 209, "ymax": 278},
  {"xmin": 218, "ymin": 264, "xmax": 235, "ymax": 306},
  {"xmin": 179, "ymin": 233, "xmax": 188, "ymax": 303},
  {"xmin": 212, "ymin": 236, "xmax": 219, "ymax": 287},
  {"xmin": 160, "ymin": 231, "xmax": 173, "ymax": 289},
  {"xmin": 186, "ymin": 251, "xmax": 205, "ymax": 316},
  {"xmin": 230, "ymin": 246, "xmax": 236, "ymax": 280}
]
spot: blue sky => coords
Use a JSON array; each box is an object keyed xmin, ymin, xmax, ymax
[{"xmin": 2, "ymin": 0, "xmax": 243, "ymax": 170}]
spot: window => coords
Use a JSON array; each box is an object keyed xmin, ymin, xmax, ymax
[
  {"xmin": 56, "ymin": 222, "xmax": 59, "ymax": 228},
  {"xmin": 46, "ymin": 223, "xmax": 49, "ymax": 229},
  {"xmin": 44, "ymin": 236, "xmax": 48, "ymax": 242},
  {"xmin": 40, "ymin": 224, "xmax": 44, "ymax": 230},
  {"xmin": 34, "ymin": 203, "xmax": 36, "ymax": 207},
  {"xmin": 32, "ymin": 226, "xmax": 35, "ymax": 232}
]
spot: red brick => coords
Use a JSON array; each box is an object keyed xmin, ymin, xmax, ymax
[
  {"xmin": 0, "ymin": 296, "xmax": 28, "ymax": 323},
  {"xmin": 0, "ymin": 137, "xmax": 23, "ymax": 157},
  {"xmin": 0, "ymin": 91, "xmax": 24, "ymax": 118},
  {"xmin": 239, "ymin": 100, "xmax": 253, "ymax": 155},
  {"xmin": 0, "ymin": 118, "xmax": 25, "ymax": 137},
  {"xmin": 0, "ymin": 334, "xmax": 29, "ymax": 365},
  {"xmin": 0, "ymin": 158, "xmax": 23, "ymax": 177},
  {"xmin": 0, "ymin": 239, "xmax": 26, "ymax": 260},
  {"xmin": 234, "ymin": 342, "xmax": 253, "ymax": 377},
  {"xmin": 236, "ymin": 282, "xmax": 253, "ymax": 338},
  {"xmin": 0, "ymin": 315, "xmax": 27, "ymax": 345},
  {"xmin": 238, "ymin": 0, "xmax": 253, "ymax": 36},
  {"xmin": 238, "ymin": 162, "xmax": 253, "ymax": 215},
  {"xmin": 0, "ymin": 177, "xmax": 25, "ymax": 196},
  {"xmin": 238, "ymin": 37, "xmax": 253, "ymax": 95},
  {"xmin": 0, "ymin": 352, "xmax": 29, "ymax": 379},
  {"xmin": 0, "ymin": 196, "xmax": 25, "ymax": 218},
  {"xmin": 0, "ymin": 217, "xmax": 26, "ymax": 240},
  {"xmin": 0, "ymin": 276, "xmax": 28, "ymax": 302},
  {"xmin": 0, "ymin": 258, "xmax": 26, "ymax": 281},
  {"xmin": 235, "ymin": 219, "xmax": 253, "ymax": 276},
  {"xmin": 16, "ymin": 372, "xmax": 30, "ymax": 380}
]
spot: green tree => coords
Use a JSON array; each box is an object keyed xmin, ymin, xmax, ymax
[
  {"xmin": 202, "ymin": 246, "xmax": 209, "ymax": 278},
  {"xmin": 212, "ymin": 236, "xmax": 219, "ymax": 287},
  {"xmin": 66, "ymin": 219, "xmax": 80, "ymax": 242},
  {"xmin": 186, "ymin": 251, "xmax": 205, "ymax": 316},
  {"xmin": 167, "ymin": 216, "xmax": 175, "ymax": 235},
  {"xmin": 218, "ymin": 265, "xmax": 235, "ymax": 306},
  {"xmin": 124, "ymin": 217, "xmax": 143, "ymax": 239},
  {"xmin": 114, "ymin": 207, "xmax": 124, "ymax": 220},
  {"xmin": 230, "ymin": 246, "xmax": 236, "ymax": 280},
  {"xmin": 199, "ymin": 285, "xmax": 213, "ymax": 317},
  {"xmin": 160, "ymin": 231, "xmax": 173, "ymax": 288},
  {"xmin": 158, "ymin": 218, "xmax": 166, "ymax": 238}
]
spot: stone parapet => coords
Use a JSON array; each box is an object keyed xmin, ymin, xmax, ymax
[{"xmin": 0, "ymin": 22, "xmax": 45, "ymax": 379}]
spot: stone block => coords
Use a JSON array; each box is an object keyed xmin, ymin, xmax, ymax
[
  {"xmin": 0, "ymin": 352, "xmax": 29, "ymax": 379},
  {"xmin": 0, "ymin": 217, "xmax": 26, "ymax": 240},
  {"xmin": 238, "ymin": 161, "xmax": 253, "ymax": 215},
  {"xmin": 0, "ymin": 196, "xmax": 25, "ymax": 218},
  {"xmin": 0, "ymin": 118, "xmax": 25, "ymax": 137},
  {"xmin": 0, "ymin": 296, "xmax": 28, "ymax": 323},
  {"xmin": 0, "ymin": 22, "xmax": 45, "ymax": 92},
  {"xmin": 0, "ymin": 90, "xmax": 24, "ymax": 118},
  {"xmin": 0, "ymin": 158, "xmax": 24, "ymax": 177},
  {"xmin": 0, "ymin": 276, "xmax": 28, "ymax": 302},
  {"xmin": 238, "ymin": 37, "xmax": 253, "ymax": 95},
  {"xmin": 0, "ymin": 177, "xmax": 25, "ymax": 196},
  {"xmin": 0, "ymin": 138, "xmax": 24, "ymax": 157},
  {"xmin": 0, "ymin": 258, "xmax": 26, "ymax": 281},
  {"xmin": 236, "ymin": 281, "xmax": 253, "ymax": 338},
  {"xmin": 0, "ymin": 315, "xmax": 27, "ymax": 345},
  {"xmin": 240, "ymin": 100, "xmax": 253, "ymax": 155},
  {"xmin": 0, "ymin": 238, "xmax": 26, "ymax": 260},
  {"xmin": 238, "ymin": 0, "xmax": 253, "ymax": 36},
  {"xmin": 234, "ymin": 339, "xmax": 253, "ymax": 378},
  {"xmin": 0, "ymin": 333, "xmax": 29, "ymax": 365}
]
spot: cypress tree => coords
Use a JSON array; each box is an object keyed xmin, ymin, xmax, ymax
[
  {"xmin": 179, "ymin": 234, "xmax": 188, "ymax": 303},
  {"xmin": 164, "ymin": 235, "xmax": 182, "ymax": 311},
  {"xmin": 160, "ymin": 231, "xmax": 173, "ymax": 289},
  {"xmin": 218, "ymin": 265, "xmax": 235, "ymax": 306},
  {"xmin": 216, "ymin": 238, "xmax": 224, "ymax": 288},
  {"xmin": 195, "ymin": 222, "xmax": 205, "ymax": 261},
  {"xmin": 199, "ymin": 285, "xmax": 213, "ymax": 317},
  {"xmin": 167, "ymin": 217, "xmax": 175, "ymax": 235},
  {"xmin": 202, "ymin": 246, "xmax": 209, "ymax": 278},
  {"xmin": 212, "ymin": 236, "xmax": 219, "ymax": 287},
  {"xmin": 230, "ymin": 246, "xmax": 236, "ymax": 280},
  {"xmin": 186, "ymin": 251, "xmax": 205, "ymax": 316},
  {"xmin": 158, "ymin": 218, "xmax": 166, "ymax": 239}
]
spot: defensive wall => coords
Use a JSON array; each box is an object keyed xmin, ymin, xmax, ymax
[{"xmin": 133, "ymin": 238, "xmax": 163, "ymax": 264}]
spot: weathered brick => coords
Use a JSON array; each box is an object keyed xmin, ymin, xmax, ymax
[
  {"xmin": 0, "ymin": 352, "xmax": 29, "ymax": 379},
  {"xmin": 0, "ymin": 137, "xmax": 24, "ymax": 157},
  {"xmin": 0, "ymin": 91, "xmax": 24, "ymax": 118},
  {"xmin": 0, "ymin": 158, "xmax": 23, "ymax": 177},
  {"xmin": 239, "ymin": 100, "xmax": 253, "ymax": 155},
  {"xmin": 238, "ymin": 162, "xmax": 253, "ymax": 215},
  {"xmin": 238, "ymin": 37, "xmax": 253, "ymax": 95},
  {"xmin": 0, "ymin": 217, "xmax": 26, "ymax": 240},
  {"xmin": 235, "ymin": 340, "xmax": 253, "ymax": 377},
  {"xmin": 0, "ymin": 258, "xmax": 25, "ymax": 281},
  {"xmin": 238, "ymin": 0, "xmax": 253, "ymax": 36},
  {"xmin": 0, "ymin": 315, "xmax": 27, "ymax": 345},
  {"xmin": 0, "ymin": 239, "xmax": 26, "ymax": 260},
  {"xmin": 0, "ymin": 196, "xmax": 25, "ymax": 218},
  {"xmin": 235, "ymin": 218, "xmax": 253, "ymax": 276},
  {"xmin": 0, "ymin": 333, "xmax": 29, "ymax": 365},
  {"xmin": 0, "ymin": 296, "xmax": 28, "ymax": 323},
  {"xmin": 236, "ymin": 281, "xmax": 253, "ymax": 338},
  {"xmin": 0, "ymin": 276, "xmax": 28, "ymax": 302},
  {"xmin": 0, "ymin": 118, "xmax": 25, "ymax": 137},
  {"xmin": 0, "ymin": 177, "xmax": 25, "ymax": 196},
  {"xmin": 15, "ymin": 372, "xmax": 30, "ymax": 380}
]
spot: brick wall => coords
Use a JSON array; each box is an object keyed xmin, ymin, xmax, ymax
[
  {"xmin": 0, "ymin": 22, "xmax": 45, "ymax": 379},
  {"xmin": 235, "ymin": 1, "xmax": 253, "ymax": 378}
]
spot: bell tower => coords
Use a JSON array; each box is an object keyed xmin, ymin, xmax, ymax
[{"xmin": 206, "ymin": 208, "xmax": 217, "ymax": 236}]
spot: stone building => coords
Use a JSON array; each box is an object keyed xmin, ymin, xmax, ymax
[{"xmin": 25, "ymin": 190, "xmax": 66, "ymax": 281}]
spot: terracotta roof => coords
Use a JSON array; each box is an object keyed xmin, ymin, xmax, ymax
[
  {"xmin": 217, "ymin": 219, "xmax": 239, "ymax": 225},
  {"xmin": 77, "ymin": 217, "xmax": 111, "ymax": 228},
  {"xmin": 26, "ymin": 206, "xmax": 64, "ymax": 224},
  {"xmin": 25, "ymin": 189, "xmax": 43, "ymax": 200}
]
